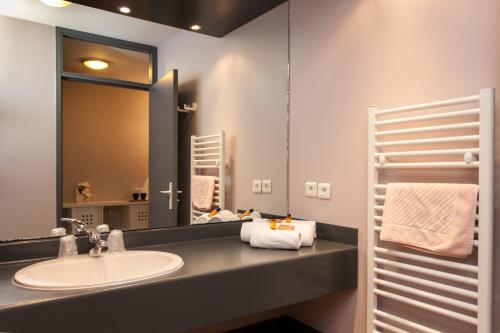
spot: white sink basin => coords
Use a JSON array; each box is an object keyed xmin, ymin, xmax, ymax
[{"xmin": 13, "ymin": 251, "xmax": 183, "ymax": 291}]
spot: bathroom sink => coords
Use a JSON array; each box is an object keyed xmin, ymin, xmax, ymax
[{"xmin": 13, "ymin": 251, "xmax": 183, "ymax": 291}]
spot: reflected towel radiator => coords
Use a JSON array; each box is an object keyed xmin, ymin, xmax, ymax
[
  {"xmin": 367, "ymin": 89, "xmax": 494, "ymax": 332},
  {"xmin": 190, "ymin": 131, "xmax": 226, "ymax": 223}
]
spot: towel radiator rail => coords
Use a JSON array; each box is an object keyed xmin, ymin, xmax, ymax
[
  {"xmin": 190, "ymin": 131, "xmax": 226, "ymax": 223},
  {"xmin": 367, "ymin": 88, "xmax": 494, "ymax": 333}
]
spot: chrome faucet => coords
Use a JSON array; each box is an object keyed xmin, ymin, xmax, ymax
[{"xmin": 60, "ymin": 218, "xmax": 107, "ymax": 257}]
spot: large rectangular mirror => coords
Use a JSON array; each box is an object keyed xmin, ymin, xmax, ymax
[{"xmin": 0, "ymin": 0, "xmax": 289, "ymax": 240}]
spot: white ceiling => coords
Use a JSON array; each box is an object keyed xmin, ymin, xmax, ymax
[{"xmin": 0, "ymin": 0, "xmax": 180, "ymax": 46}]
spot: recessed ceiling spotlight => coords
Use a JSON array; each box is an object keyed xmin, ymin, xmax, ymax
[
  {"xmin": 118, "ymin": 6, "xmax": 131, "ymax": 14},
  {"xmin": 40, "ymin": 0, "xmax": 72, "ymax": 7},
  {"xmin": 83, "ymin": 59, "xmax": 109, "ymax": 70},
  {"xmin": 190, "ymin": 24, "xmax": 201, "ymax": 31}
]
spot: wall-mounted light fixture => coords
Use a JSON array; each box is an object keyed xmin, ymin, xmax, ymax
[
  {"xmin": 82, "ymin": 59, "xmax": 109, "ymax": 70},
  {"xmin": 40, "ymin": 0, "xmax": 72, "ymax": 7}
]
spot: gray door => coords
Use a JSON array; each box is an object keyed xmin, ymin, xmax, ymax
[{"xmin": 149, "ymin": 70, "xmax": 178, "ymax": 228}]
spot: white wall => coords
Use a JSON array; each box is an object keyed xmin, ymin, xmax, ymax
[
  {"xmin": 287, "ymin": 0, "xmax": 500, "ymax": 332},
  {"xmin": 158, "ymin": 4, "xmax": 289, "ymax": 215},
  {"xmin": 0, "ymin": 16, "xmax": 56, "ymax": 240}
]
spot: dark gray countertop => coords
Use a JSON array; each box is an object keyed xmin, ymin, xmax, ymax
[
  {"xmin": 0, "ymin": 225, "xmax": 357, "ymax": 333},
  {"xmin": 0, "ymin": 236, "xmax": 355, "ymax": 309}
]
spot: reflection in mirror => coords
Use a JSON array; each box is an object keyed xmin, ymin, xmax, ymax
[
  {"xmin": 165, "ymin": 3, "xmax": 289, "ymax": 227},
  {"xmin": 63, "ymin": 37, "xmax": 152, "ymax": 84},
  {"xmin": 61, "ymin": 81, "xmax": 149, "ymax": 232},
  {"xmin": 0, "ymin": 0, "xmax": 288, "ymax": 241},
  {"xmin": 58, "ymin": 28, "xmax": 155, "ymax": 235}
]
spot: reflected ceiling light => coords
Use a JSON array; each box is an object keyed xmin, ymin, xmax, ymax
[
  {"xmin": 40, "ymin": 0, "xmax": 72, "ymax": 7},
  {"xmin": 118, "ymin": 6, "xmax": 131, "ymax": 14},
  {"xmin": 83, "ymin": 59, "xmax": 109, "ymax": 70},
  {"xmin": 190, "ymin": 24, "xmax": 202, "ymax": 31}
]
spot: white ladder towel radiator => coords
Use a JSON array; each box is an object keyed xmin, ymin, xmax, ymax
[
  {"xmin": 190, "ymin": 131, "xmax": 226, "ymax": 223},
  {"xmin": 367, "ymin": 88, "xmax": 494, "ymax": 333}
]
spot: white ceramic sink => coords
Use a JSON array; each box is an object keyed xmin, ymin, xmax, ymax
[{"xmin": 13, "ymin": 251, "xmax": 183, "ymax": 291}]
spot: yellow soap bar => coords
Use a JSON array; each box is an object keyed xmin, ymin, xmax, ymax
[{"xmin": 277, "ymin": 224, "xmax": 295, "ymax": 231}]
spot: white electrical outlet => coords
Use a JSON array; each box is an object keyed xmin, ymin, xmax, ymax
[
  {"xmin": 318, "ymin": 183, "xmax": 331, "ymax": 200},
  {"xmin": 262, "ymin": 180, "xmax": 272, "ymax": 194},
  {"xmin": 253, "ymin": 180, "xmax": 262, "ymax": 194},
  {"xmin": 305, "ymin": 182, "xmax": 317, "ymax": 198}
]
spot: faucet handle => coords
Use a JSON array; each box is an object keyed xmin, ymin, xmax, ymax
[
  {"xmin": 107, "ymin": 230, "xmax": 126, "ymax": 252},
  {"xmin": 58, "ymin": 235, "xmax": 78, "ymax": 258},
  {"xmin": 60, "ymin": 218, "xmax": 86, "ymax": 234},
  {"xmin": 86, "ymin": 228, "xmax": 100, "ymax": 244}
]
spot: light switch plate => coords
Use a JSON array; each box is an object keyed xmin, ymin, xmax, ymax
[
  {"xmin": 253, "ymin": 180, "xmax": 262, "ymax": 194},
  {"xmin": 305, "ymin": 182, "xmax": 317, "ymax": 198},
  {"xmin": 262, "ymin": 180, "xmax": 272, "ymax": 193},
  {"xmin": 318, "ymin": 183, "xmax": 331, "ymax": 200}
]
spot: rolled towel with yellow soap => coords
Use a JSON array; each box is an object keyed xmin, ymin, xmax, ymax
[
  {"xmin": 194, "ymin": 213, "xmax": 210, "ymax": 224},
  {"xmin": 240, "ymin": 221, "xmax": 269, "ymax": 242},
  {"xmin": 209, "ymin": 210, "xmax": 239, "ymax": 222},
  {"xmin": 250, "ymin": 229, "xmax": 302, "ymax": 250},
  {"xmin": 249, "ymin": 218, "xmax": 316, "ymax": 246}
]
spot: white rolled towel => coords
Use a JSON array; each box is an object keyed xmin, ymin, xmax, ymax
[
  {"xmin": 240, "ymin": 221, "xmax": 269, "ymax": 242},
  {"xmin": 209, "ymin": 210, "xmax": 239, "ymax": 222},
  {"xmin": 250, "ymin": 229, "xmax": 301, "ymax": 250},
  {"xmin": 292, "ymin": 220, "xmax": 317, "ymax": 239},
  {"xmin": 293, "ymin": 224, "xmax": 315, "ymax": 246},
  {"xmin": 253, "ymin": 218, "xmax": 317, "ymax": 238},
  {"xmin": 248, "ymin": 218, "xmax": 316, "ymax": 246},
  {"xmin": 239, "ymin": 211, "xmax": 262, "ymax": 220},
  {"xmin": 250, "ymin": 211, "xmax": 262, "ymax": 219},
  {"xmin": 194, "ymin": 210, "xmax": 239, "ymax": 224},
  {"xmin": 194, "ymin": 213, "xmax": 210, "ymax": 224}
]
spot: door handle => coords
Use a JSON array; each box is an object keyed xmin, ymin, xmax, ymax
[{"xmin": 160, "ymin": 182, "xmax": 173, "ymax": 210}]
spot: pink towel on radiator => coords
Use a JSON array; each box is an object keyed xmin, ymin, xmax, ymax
[
  {"xmin": 191, "ymin": 175, "xmax": 216, "ymax": 210},
  {"xmin": 380, "ymin": 183, "xmax": 478, "ymax": 258}
]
